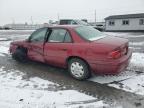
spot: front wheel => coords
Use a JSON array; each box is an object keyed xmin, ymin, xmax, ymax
[
  {"xmin": 68, "ymin": 58, "xmax": 91, "ymax": 80},
  {"xmin": 12, "ymin": 48, "xmax": 28, "ymax": 63}
]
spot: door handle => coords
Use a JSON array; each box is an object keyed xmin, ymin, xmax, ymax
[{"xmin": 29, "ymin": 46, "xmax": 33, "ymax": 49}]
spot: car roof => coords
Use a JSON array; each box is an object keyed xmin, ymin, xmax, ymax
[
  {"xmin": 60, "ymin": 19, "xmax": 75, "ymax": 21},
  {"xmin": 48, "ymin": 25, "xmax": 81, "ymax": 29}
]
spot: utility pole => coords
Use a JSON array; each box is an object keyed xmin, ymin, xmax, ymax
[
  {"xmin": 95, "ymin": 10, "xmax": 96, "ymax": 26},
  {"xmin": 12, "ymin": 18, "xmax": 15, "ymax": 24},
  {"xmin": 57, "ymin": 13, "xmax": 60, "ymax": 21},
  {"xmin": 31, "ymin": 16, "xmax": 33, "ymax": 25}
]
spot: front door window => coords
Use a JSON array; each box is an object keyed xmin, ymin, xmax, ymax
[{"xmin": 29, "ymin": 28, "xmax": 48, "ymax": 42}]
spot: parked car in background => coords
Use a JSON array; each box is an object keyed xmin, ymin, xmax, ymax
[
  {"xmin": 95, "ymin": 25, "xmax": 105, "ymax": 31},
  {"xmin": 0, "ymin": 26, "xmax": 3, "ymax": 30},
  {"xmin": 59, "ymin": 19, "xmax": 90, "ymax": 26},
  {"xmin": 59, "ymin": 19, "xmax": 105, "ymax": 31},
  {"xmin": 10, "ymin": 25, "xmax": 132, "ymax": 80}
]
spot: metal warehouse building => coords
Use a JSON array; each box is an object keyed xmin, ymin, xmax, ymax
[{"xmin": 105, "ymin": 13, "xmax": 144, "ymax": 32}]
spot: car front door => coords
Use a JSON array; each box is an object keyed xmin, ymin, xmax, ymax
[
  {"xmin": 44, "ymin": 28, "xmax": 73, "ymax": 67},
  {"xmin": 27, "ymin": 28, "xmax": 48, "ymax": 62}
]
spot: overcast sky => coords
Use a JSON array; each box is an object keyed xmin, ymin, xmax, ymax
[{"xmin": 0, "ymin": 0, "xmax": 144, "ymax": 25}]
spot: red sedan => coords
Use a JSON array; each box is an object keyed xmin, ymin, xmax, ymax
[{"xmin": 10, "ymin": 26, "xmax": 132, "ymax": 80}]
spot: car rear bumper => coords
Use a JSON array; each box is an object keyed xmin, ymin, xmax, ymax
[{"xmin": 90, "ymin": 49, "xmax": 132, "ymax": 75}]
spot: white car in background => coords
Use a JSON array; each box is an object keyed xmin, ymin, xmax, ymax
[{"xmin": 59, "ymin": 19, "xmax": 104, "ymax": 31}]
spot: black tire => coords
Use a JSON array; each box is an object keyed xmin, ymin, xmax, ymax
[
  {"xmin": 12, "ymin": 48, "xmax": 28, "ymax": 63},
  {"xmin": 68, "ymin": 58, "xmax": 91, "ymax": 80}
]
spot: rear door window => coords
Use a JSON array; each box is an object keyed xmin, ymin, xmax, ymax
[
  {"xmin": 48, "ymin": 29, "xmax": 66, "ymax": 42},
  {"xmin": 48, "ymin": 28, "xmax": 72, "ymax": 43}
]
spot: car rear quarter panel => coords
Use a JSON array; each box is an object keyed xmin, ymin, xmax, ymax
[
  {"xmin": 67, "ymin": 28, "xmax": 114, "ymax": 65},
  {"xmin": 68, "ymin": 43, "xmax": 109, "ymax": 65},
  {"xmin": 70, "ymin": 43, "xmax": 90, "ymax": 57},
  {"xmin": 85, "ymin": 43, "xmax": 116, "ymax": 63}
]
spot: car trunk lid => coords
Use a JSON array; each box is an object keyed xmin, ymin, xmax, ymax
[{"xmin": 92, "ymin": 36, "xmax": 128, "ymax": 47}]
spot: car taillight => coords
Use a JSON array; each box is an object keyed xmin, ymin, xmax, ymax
[{"xmin": 109, "ymin": 50, "xmax": 121, "ymax": 59}]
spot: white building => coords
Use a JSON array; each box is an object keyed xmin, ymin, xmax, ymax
[{"xmin": 105, "ymin": 13, "xmax": 144, "ymax": 32}]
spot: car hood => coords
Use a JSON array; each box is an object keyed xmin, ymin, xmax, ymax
[{"xmin": 11, "ymin": 40, "xmax": 27, "ymax": 45}]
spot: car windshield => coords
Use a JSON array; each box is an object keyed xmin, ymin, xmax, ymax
[{"xmin": 75, "ymin": 26, "xmax": 106, "ymax": 41}]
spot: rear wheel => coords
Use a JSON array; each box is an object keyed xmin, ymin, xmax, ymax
[
  {"xmin": 68, "ymin": 58, "xmax": 91, "ymax": 80},
  {"xmin": 12, "ymin": 48, "xmax": 28, "ymax": 63}
]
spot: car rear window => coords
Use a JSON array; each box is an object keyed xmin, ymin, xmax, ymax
[{"xmin": 75, "ymin": 26, "xmax": 106, "ymax": 41}]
